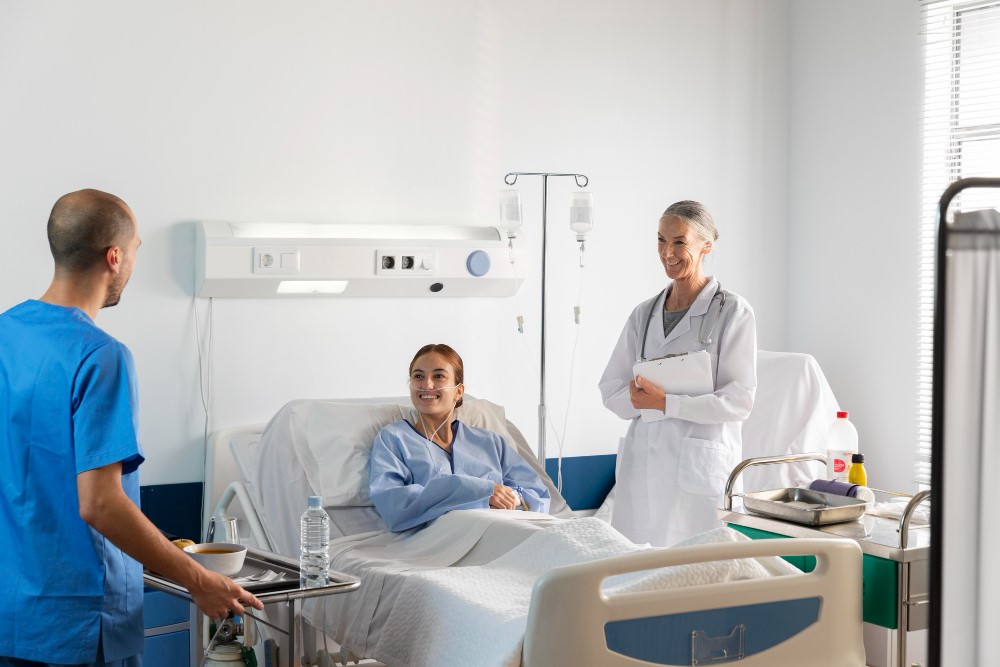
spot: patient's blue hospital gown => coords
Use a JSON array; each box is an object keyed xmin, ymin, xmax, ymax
[{"xmin": 369, "ymin": 420, "xmax": 551, "ymax": 531}]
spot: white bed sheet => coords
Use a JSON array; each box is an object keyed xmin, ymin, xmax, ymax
[
  {"xmin": 302, "ymin": 511, "xmax": 796, "ymax": 666},
  {"xmin": 301, "ymin": 509, "xmax": 561, "ymax": 659}
]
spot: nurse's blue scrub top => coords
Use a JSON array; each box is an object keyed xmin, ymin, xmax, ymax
[{"xmin": 0, "ymin": 300, "xmax": 145, "ymax": 663}]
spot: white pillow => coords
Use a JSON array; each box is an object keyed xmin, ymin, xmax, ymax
[
  {"xmin": 290, "ymin": 401, "xmax": 406, "ymax": 507},
  {"xmin": 282, "ymin": 396, "xmax": 570, "ymax": 516}
]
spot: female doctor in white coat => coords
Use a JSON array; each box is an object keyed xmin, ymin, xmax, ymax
[{"xmin": 599, "ymin": 200, "xmax": 756, "ymax": 547}]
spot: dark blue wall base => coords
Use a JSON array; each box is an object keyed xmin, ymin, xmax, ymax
[
  {"xmin": 140, "ymin": 482, "xmax": 203, "ymax": 542},
  {"xmin": 545, "ymin": 454, "xmax": 617, "ymax": 511},
  {"xmin": 138, "ymin": 455, "xmax": 616, "ymax": 539}
]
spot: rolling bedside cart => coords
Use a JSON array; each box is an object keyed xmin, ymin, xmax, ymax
[
  {"xmin": 719, "ymin": 454, "xmax": 930, "ymax": 667},
  {"xmin": 144, "ymin": 545, "xmax": 359, "ymax": 667}
]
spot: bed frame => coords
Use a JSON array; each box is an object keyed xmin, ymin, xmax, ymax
[
  {"xmin": 204, "ymin": 423, "xmax": 269, "ymax": 548},
  {"xmin": 525, "ymin": 537, "xmax": 864, "ymax": 665},
  {"xmin": 204, "ymin": 415, "xmax": 865, "ymax": 666}
]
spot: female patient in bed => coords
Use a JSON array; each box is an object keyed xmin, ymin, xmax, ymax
[{"xmin": 368, "ymin": 343, "xmax": 551, "ymax": 531}]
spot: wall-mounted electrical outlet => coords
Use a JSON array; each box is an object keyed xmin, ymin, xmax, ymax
[{"xmin": 253, "ymin": 247, "xmax": 300, "ymax": 274}]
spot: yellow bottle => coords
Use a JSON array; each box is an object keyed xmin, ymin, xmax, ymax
[{"xmin": 848, "ymin": 453, "xmax": 867, "ymax": 486}]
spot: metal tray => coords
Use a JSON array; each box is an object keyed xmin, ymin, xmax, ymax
[
  {"xmin": 145, "ymin": 546, "xmax": 359, "ymax": 603},
  {"xmin": 740, "ymin": 488, "xmax": 868, "ymax": 526},
  {"xmin": 231, "ymin": 557, "xmax": 300, "ymax": 593}
]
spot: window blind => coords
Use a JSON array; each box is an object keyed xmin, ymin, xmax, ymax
[{"xmin": 918, "ymin": 0, "xmax": 1000, "ymax": 485}]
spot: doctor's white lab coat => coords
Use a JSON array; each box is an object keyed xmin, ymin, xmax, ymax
[{"xmin": 599, "ymin": 277, "xmax": 757, "ymax": 547}]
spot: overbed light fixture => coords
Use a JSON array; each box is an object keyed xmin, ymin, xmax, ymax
[
  {"xmin": 501, "ymin": 171, "xmax": 593, "ymax": 463},
  {"xmin": 194, "ymin": 220, "xmax": 525, "ymax": 298},
  {"xmin": 276, "ymin": 280, "xmax": 349, "ymax": 295}
]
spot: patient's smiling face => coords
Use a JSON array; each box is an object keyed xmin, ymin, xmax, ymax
[{"xmin": 408, "ymin": 351, "xmax": 465, "ymax": 421}]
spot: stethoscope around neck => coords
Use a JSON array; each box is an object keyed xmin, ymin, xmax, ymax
[{"xmin": 638, "ymin": 282, "xmax": 726, "ymax": 362}]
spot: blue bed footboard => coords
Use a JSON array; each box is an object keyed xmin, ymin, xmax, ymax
[{"xmin": 604, "ymin": 597, "xmax": 821, "ymax": 664}]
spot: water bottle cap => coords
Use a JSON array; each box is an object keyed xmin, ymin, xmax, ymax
[
  {"xmin": 308, "ymin": 495, "xmax": 322, "ymax": 508},
  {"xmin": 852, "ymin": 453, "xmax": 864, "ymax": 463},
  {"xmin": 837, "ymin": 411, "xmax": 849, "ymax": 419}
]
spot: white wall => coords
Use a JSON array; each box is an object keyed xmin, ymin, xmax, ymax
[
  {"xmin": 0, "ymin": 0, "xmax": 795, "ymax": 485},
  {"xmin": 1, "ymin": 0, "xmax": 927, "ymax": 496},
  {"xmin": 787, "ymin": 0, "xmax": 923, "ymax": 493}
]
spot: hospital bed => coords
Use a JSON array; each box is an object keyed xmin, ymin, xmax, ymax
[{"xmin": 203, "ymin": 352, "xmax": 863, "ymax": 666}]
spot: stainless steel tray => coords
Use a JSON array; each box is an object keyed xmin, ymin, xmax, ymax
[
  {"xmin": 145, "ymin": 546, "xmax": 359, "ymax": 603},
  {"xmin": 740, "ymin": 488, "xmax": 868, "ymax": 526},
  {"xmin": 231, "ymin": 556, "xmax": 300, "ymax": 593}
]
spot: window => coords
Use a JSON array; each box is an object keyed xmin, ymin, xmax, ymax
[{"xmin": 918, "ymin": 0, "xmax": 1000, "ymax": 485}]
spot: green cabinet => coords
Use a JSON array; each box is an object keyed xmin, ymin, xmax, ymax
[{"xmin": 728, "ymin": 523, "xmax": 899, "ymax": 629}]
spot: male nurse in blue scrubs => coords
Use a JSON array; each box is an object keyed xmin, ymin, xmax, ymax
[{"xmin": 0, "ymin": 190, "xmax": 263, "ymax": 667}]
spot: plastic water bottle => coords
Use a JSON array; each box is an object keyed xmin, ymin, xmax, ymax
[
  {"xmin": 826, "ymin": 411, "xmax": 858, "ymax": 483},
  {"xmin": 299, "ymin": 495, "xmax": 330, "ymax": 587}
]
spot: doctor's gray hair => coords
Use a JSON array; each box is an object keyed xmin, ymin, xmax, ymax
[{"xmin": 661, "ymin": 200, "xmax": 719, "ymax": 245}]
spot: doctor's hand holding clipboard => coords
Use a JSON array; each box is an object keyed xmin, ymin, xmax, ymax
[
  {"xmin": 598, "ymin": 200, "xmax": 758, "ymax": 548},
  {"xmin": 631, "ymin": 351, "xmax": 715, "ymax": 423}
]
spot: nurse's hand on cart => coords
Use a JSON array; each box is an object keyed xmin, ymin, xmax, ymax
[{"xmin": 186, "ymin": 568, "xmax": 264, "ymax": 620}]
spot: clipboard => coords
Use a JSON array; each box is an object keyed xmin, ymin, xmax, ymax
[{"xmin": 632, "ymin": 350, "xmax": 714, "ymax": 422}]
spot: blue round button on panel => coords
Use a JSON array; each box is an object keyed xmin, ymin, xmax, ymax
[{"xmin": 466, "ymin": 250, "xmax": 491, "ymax": 277}]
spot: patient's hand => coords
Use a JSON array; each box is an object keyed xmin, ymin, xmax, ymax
[{"xmin": 489, "ymin": 484, "xmax": 518, "ymax": 510}]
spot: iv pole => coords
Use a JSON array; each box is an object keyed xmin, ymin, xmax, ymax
[{"xmin": 503, "ymin": 171, "xmax": 589, "ymax": 466}]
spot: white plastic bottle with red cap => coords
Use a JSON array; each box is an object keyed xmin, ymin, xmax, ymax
[{"xmin": 826, "ymin": 411, "xmax": 858, "ymax": 483}]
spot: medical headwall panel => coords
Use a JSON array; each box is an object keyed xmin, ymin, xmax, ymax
[{"xmin": 195, "ymin": 221, "xmax": 524, "ymax": 297}]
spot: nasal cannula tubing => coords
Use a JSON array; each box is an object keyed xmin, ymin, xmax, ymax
[{"xmin": 419, "ymin": 406, "xmax": 457, "ymax": 445}]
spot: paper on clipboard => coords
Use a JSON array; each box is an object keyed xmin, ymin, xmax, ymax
[{"xmin": 632, "ymin": 350, "xmax": 714, "ymax": 422}]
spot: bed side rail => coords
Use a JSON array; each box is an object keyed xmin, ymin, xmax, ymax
[
  {"xmin": 211, "ymin": 480, "xmax": 272, "ymax": 551},
  {"xmin": 523, "ymin": 537, "xmax": 864, "ymax": 667}
]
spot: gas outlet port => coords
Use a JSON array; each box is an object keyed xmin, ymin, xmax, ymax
[{"xmin": 376, "ymin": 248, "xmax": 438, "ymax": 276}]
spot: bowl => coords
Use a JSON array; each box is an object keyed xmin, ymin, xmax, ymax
[{"xmin": 183, "ymin": 542, "xmax": 247, "ymax": 576}]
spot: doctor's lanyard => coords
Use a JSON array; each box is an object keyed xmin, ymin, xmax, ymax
[{"xmin": 638, "ymin": 283, "xmax": 726, "ymax": 362}]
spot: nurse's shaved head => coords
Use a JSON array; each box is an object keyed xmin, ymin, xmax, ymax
[{"xmin": 47, "ymin": 189, "xmax": 135, "ymax": 274}]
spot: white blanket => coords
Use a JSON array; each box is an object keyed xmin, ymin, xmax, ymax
[
  {"xmin": 372, "ymin": 518, "xmax": 795, "ymax": 667},
  {"xmin": 301, "ymin": 509, "xmax": 562, "ymax": 658}
]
